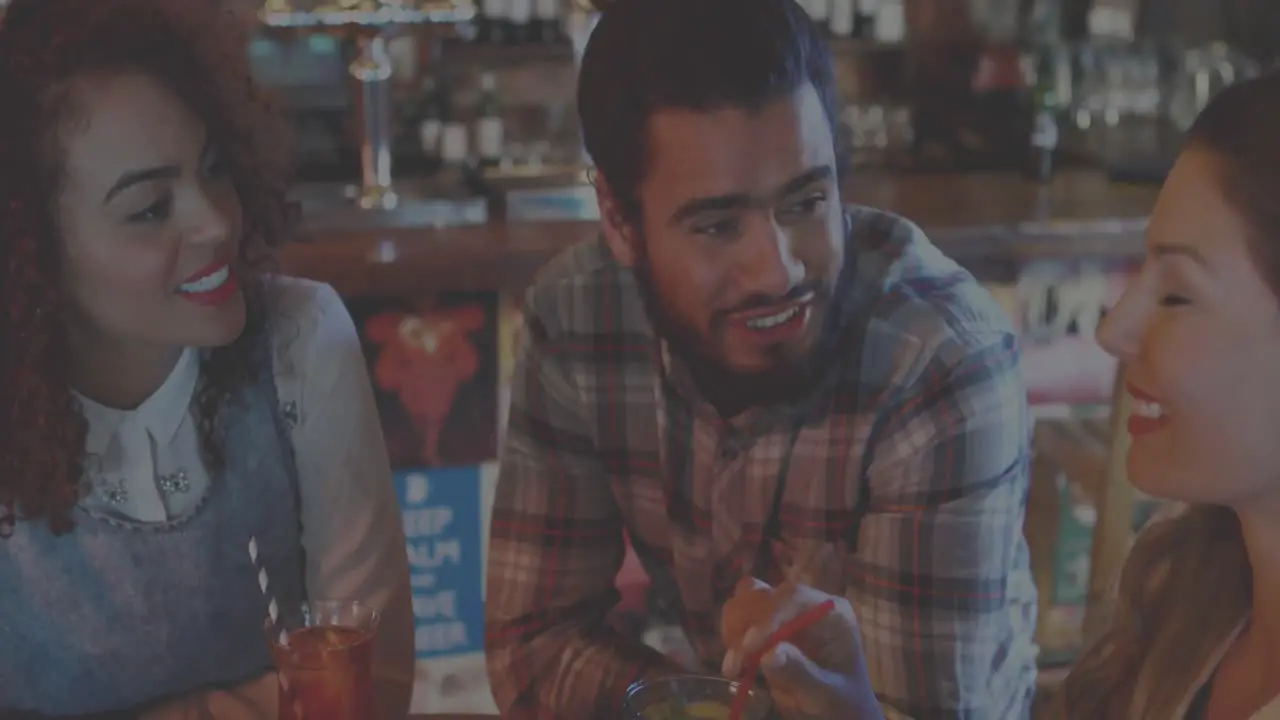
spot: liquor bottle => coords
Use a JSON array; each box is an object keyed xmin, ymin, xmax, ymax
[
  {"xmin": 533, "ymin": 0, "xmax": 563, "ymax": 44},
  {"xmin": 438, "ymin": 116, "xmax": 471, "ymax": 195},
  {"xmin": 475, "ymin": 72, "xmax": 505, "ymax": 168},
  {"xmin": 474, "ymin": 0, "xmax": 493, "ymax": 43},
  {"xmin": 803, "ymin": 0, "xmax": 830, "ymax": 34},
  {"xmin": 872, "ymin": 0, "xmax": 905, "ymax": 43},
  {"xmin": 854, "ymin": 0, "xmax": 875, "ymax": 39},
  {"xmin": 478, "ymin": 0, "xmax": 510, "ymax": 45},
  {"xmin": 829, "ymin": 0, "xmax": 856, "ymax": 38},
  {"xmin": 1026, "ymin": 51, "xmax": 1060, "ymax": 183},
  {"xmin": 508, "ymin": 0, "xmax": 533, "ymax": 44},
  {"xmin": 416, "ymin": 76, "xmax": 444, "ymax": 166}
]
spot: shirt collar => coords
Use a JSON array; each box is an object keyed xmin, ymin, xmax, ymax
[
  {"xmin": 657, "ymin": 336, "xmax": 817, "ymax": 436},
  {"xmin": 78, "ymin": 348, "xmax": 200, "ymax": 455}
]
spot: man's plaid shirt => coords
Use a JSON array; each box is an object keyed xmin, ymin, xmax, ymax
[{"xmin": 485, "ymin": 206, "xmax": 1039, "ymax": 719}]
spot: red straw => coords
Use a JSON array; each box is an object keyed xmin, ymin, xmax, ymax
[{"xmin": 728, "ymin": 599, "xmax": 836, "ymax": 720}]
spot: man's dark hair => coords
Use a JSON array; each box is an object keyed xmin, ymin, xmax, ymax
[{"xmin": 577, "ymin": 0, "xmax": 844, "ymax": 225}]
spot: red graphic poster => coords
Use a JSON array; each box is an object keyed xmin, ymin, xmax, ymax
[{"xmin": 346, "ymin": 293, "xmax": 499, "ymax": 470}]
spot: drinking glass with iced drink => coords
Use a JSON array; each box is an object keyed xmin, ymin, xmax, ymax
[{"xmin": 268, "ymin": 600, "xmax": 379, "ymax": 720}]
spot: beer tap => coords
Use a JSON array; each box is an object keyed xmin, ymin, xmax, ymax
[{"xmin": 349, "ymin": 31, "xmax": 398, "ymax": 210}]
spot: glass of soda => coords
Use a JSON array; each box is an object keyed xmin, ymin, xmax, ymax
[{"xmin": 268, "ymin": 600, "xmax": 379, "ymax": 720}]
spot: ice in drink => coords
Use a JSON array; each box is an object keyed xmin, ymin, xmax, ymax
[{"xmin": 269, "ymin": 601, "xmax": 379, "ymax": 720}]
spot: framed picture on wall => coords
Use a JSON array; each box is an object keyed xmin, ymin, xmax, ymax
[{"xmin": 346, "ymin": 292, "xmax": 499, "ymax": 470}]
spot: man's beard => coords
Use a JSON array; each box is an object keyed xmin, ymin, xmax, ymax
[{"xmin": 631, "ymin": 252, "xmax": 825, "ymax": 416}]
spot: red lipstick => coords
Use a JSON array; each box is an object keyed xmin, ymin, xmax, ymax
[
  {"xmin": 175, "ymin": 260, "xmax": 238, "ymax": 307},
  {"xmin": 1126, "ymin": 383, "xmax": 1170, "ymax": 437}
]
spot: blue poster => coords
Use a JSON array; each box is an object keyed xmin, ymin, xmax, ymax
[{"xmin": 395, "ymin": 466, "xmax": 485, "ymax": 660}]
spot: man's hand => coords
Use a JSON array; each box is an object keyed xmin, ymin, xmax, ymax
[{"xmin": 722, "ymin": 581, "xmax": 885, "ymax": 720}]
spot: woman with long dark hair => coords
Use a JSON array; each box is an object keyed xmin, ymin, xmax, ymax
[
  {"xmin": 1063, "ymin": 70, "xmax": 1280, "ymax": 719},
  {"xmin": 0, "ymin": 0, "xmax": 413, "ymax": 715}
]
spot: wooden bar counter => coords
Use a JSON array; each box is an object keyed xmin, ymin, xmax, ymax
[{"xmin": 279, "ymin": 170, "xmax": 1160, "ymax": 296}]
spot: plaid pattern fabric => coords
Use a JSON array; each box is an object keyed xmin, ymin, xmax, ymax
[{"xmin": 486, "ymin": 206, "xmax": 1039, "ymax": 719}]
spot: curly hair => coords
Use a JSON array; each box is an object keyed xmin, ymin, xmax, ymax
[{"xmin": 0, "ymin": 0, "xmax": 293, "ymax": 536}]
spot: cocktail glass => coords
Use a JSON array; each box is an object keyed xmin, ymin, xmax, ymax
[
  {"xmin": 268, "ymin": 600, "xmax": 379, "ymax": 720},
  {"xmin": 623, "ymin": 674, "xmax": 774, "ymax": 719}
]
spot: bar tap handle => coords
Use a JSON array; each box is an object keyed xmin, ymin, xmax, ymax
[{"xmin": 349, "ymin": 32, "xmax": 398, "ymax": 210}]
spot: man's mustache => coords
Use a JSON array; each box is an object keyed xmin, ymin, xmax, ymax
[{"xmin": 718, "ymin": 281, "xmax": 822, "ymax": 319}]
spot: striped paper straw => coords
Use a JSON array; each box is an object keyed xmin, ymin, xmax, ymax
[
  {"xmin": 248, "ymin": 536, "xmax": 305, "ymax": 718},
  {"xmin": 249, "ymin": 537, "xmax": 289, "ymax": 646}
]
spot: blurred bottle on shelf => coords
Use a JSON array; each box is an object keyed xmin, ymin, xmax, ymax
[
  {"xmin": 854, "ymin": 0, "xmax": 876, "ymax": 38},
  {"xmin": 504, "ymin": 0, "xmax": 532, "ymax": 43},
  {"xmin": 474, "ymin": 72, "xmax": 505, "ymax": 168},
  {"xmin": 829, "ymin": 0, "xmax": 856, "ymax": 38},
  {"xmin": 475, "ymin": 0, "xmax": 559, "ymax": 45},
  {"xmin": 800, "ymin": 0, "xmax": 831, "ymax": 34},
  {"xmin": 416, "ymin": 76, "xmax": 445, "ymax": 167},
  {"xmin": 872, "ymin": 0, "xmax": 905, "ymax": 43},
  {"xmin": 1025, "ymin": 49, "xmax": 1062, "ymax": 183},
  {"xmin": 533, "ymin": 0, "xmax": 564, "ymax": 44},
  {"xmin": 438, "ymin": 118, "xmax": 471, "ymax": 193},
  {"xmin": 476, "ymin": 0, "xmax": 511, "ymax": 44}
]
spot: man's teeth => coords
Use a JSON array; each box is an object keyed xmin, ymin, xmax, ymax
[
  {"xmin": 1133, "ymin": 399, "xmax": 1166, "ymax": 419},
  {"xmin": 178, "ymin": 265, "xmax": 229, "ymax": 294},
  {"xmin": 745, "ymin": 306, "xmax": 801, "ymax": 329}
]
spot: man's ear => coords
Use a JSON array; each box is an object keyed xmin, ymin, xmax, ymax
[{"xmin": 593, "ymin": 171, "xmax": 639, "ymax": 267}]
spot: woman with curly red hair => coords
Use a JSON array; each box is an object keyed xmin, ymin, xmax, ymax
[{"xmin": 0, "ymin": 0, "xmax": 414, "ymax": 716}]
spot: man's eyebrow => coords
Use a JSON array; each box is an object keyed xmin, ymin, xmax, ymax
[{"xmin": 667, "ymin": 165, "xmax": 833, "ymax": 226}]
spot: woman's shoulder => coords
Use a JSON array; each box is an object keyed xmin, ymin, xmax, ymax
[
  {"xmin": 269, "ymin": 275, "xmax": 346, "ymax": 323},
  {"xmin": 265, "ymin": 276, "xmax": 360, "ymax": 374}
]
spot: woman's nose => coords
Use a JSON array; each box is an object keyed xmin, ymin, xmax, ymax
[
  {"xmin": 186, "ymin": 189, "xmax": 234, "ymax": 246},
  {"xmin": 1095, "ymin": 287, "xmax": 1144, "ymax": 362}
]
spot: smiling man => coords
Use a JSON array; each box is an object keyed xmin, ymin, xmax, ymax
[{"xmin": 484, "ymin": 0, "xmax": 1038, "ymax": 717}]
